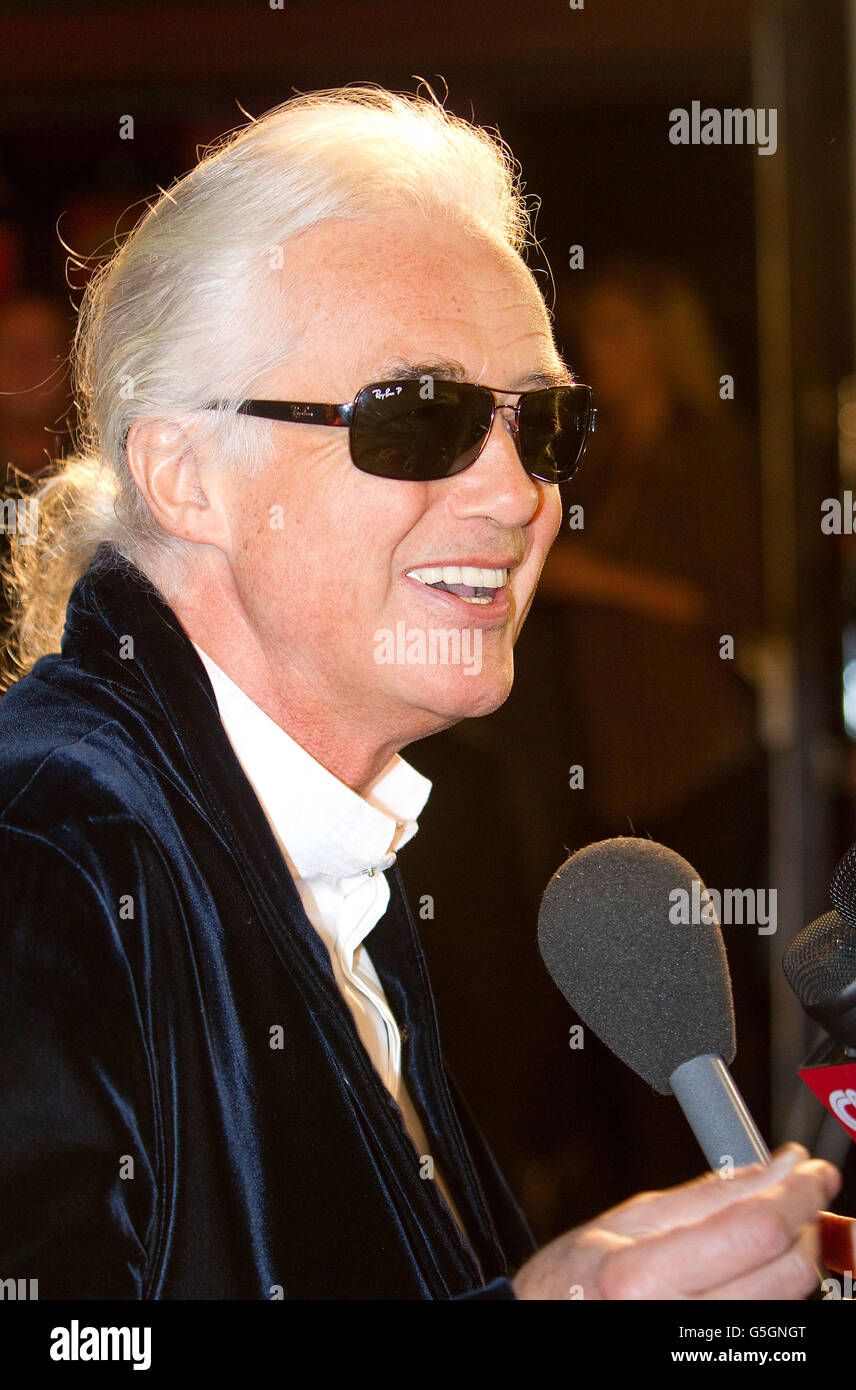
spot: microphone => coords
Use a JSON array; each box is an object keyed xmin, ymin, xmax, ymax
[
  {"xmin": 783, "ymin": 842, "xmax": 856, "ymax": 1144},
  {"xmin": 538, "ymin": 836, "xmax": 770, "ymax": 1170}
]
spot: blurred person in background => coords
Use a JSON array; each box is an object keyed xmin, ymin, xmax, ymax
[
  {"xmin": 543, "ymin": 258, "xmax": 766, "ymax": 903},
  {"xmin": 0, "ymin": 290, "xmax": 71, "ymax": 636},
  {"xmin": 0, "ymin": 291, "xmax": 70, "ymax": 478},
  {"xmin": 543, "ymin": 257, "xmax": 764, "ymax": 836}
]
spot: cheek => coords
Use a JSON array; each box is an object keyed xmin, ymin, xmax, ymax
[
  {"xmin": 236, "ymin": 471, "xmax": 431, "ymax": 616},
  {"xmin": 318, "ymin": 478, "xmax": 433, "ymax": 590},
  {"xmin": 534, "ymin": 486, "xmax": 563, "ymax": 555}
]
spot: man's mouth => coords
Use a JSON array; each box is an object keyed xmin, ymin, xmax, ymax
[{"xmin": 405, "ymin": 565, "xmax": 509, "ymax": 605}]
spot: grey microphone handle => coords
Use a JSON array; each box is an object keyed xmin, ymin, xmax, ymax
[
  {"xmin": 670, "ymin": 1054, "xmax": 771, "ymax": 1170},
  {"xmin": 670, "ymin": 1053, "xmax": 830, "ymax": 1291}
]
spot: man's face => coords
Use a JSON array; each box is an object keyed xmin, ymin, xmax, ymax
[{"xmin": 216, "ymin": 212, "xmax": 565, "ymax": 758}]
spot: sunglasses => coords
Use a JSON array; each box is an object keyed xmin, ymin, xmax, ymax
[{"xmin": 206, "ymin": 378, "xmax": 595, "ymax": 483}]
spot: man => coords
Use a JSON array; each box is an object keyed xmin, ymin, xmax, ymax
[{"xmin": 0, "ymin": 88, "xmax": 837, "ymax": 1299}]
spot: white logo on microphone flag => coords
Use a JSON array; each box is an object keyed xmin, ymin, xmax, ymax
[{"xmin": 829, "ymin": 1088, "xmax": 856, "ymax": 1131}]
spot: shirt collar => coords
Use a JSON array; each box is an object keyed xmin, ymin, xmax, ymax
[{"xmin": 193, "ymin": 645, "xmax": 432, "ymax": 882}]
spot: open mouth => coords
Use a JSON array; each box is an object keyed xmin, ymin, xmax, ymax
[{"xmin": 405, "ymin": 565, "xmax": 509, "ymax": 606}]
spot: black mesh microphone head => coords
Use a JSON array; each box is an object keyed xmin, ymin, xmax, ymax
[
  {"xmin": 830, "ymin": 844, "xmax": 856, "ymax": 930},
  {"xmin": 782, "ymin": 908, "xmax": 856, "ymax": 1043},
  {"xmin": 538, "ymin": 837, "xmax": 736, "ymax": 1095}
]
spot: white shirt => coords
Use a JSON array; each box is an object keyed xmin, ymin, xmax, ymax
[{"xmin": 193, "ymin": 645, "xmax": 465, "ymax": 1230}]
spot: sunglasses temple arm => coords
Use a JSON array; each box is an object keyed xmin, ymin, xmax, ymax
[{"xmin": 231, "ymin": 401, "xmax": 354, "ymax": 427}]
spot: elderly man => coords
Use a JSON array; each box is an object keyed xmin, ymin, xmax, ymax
[{"xmin": 0, "ymin": 88, "xmax": 837, "ymax": 1300}]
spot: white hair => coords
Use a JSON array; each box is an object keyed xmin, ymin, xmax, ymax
[{"xmin": 3, "ymin": 85, "xmax": 533, "ymax": 685}]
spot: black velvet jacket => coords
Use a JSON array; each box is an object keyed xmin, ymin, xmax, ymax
[{"xmin": 0, "ymin": 545, "xmax": 535, "ymax": 1299}]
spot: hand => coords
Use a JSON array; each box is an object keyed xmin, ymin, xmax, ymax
[{"xmin": 512, "ymin": 1143, "xmax": 841, "ymax": 1300}]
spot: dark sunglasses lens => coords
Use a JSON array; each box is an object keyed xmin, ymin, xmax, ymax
[
  {"xmin": 518, "ymin": 385, "xmax": 593, "ymax": 483},
  {"xmin": 350, "ymin": 381, "xmax": 493, "ymax": 480}
]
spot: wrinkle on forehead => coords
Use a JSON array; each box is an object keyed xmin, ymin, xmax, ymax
[{"xmin": 375, "ymin": 355, "xmax": 574, "ymax": 391}]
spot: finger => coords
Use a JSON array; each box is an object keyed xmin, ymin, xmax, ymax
[
  {"xmin": 699, "ymin": 1225, "xmax": 821, "ymax": 1301},
  {"xmin": 598, "ymin": 1163, "xmax": 832, "ymax": 1298},
  {"xmin": 603, "ymin": 1144, "xmax": 840, "ymax": 1238}
]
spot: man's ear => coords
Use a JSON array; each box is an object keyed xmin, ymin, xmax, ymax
[{"xmin": 125, "ymin": 416, "xmax": 232, "ymax": 551}]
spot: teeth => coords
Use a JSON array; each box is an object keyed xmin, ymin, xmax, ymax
[{"xmin": 405, "ymin": 565, "xmax": 509, "ymax": 588}]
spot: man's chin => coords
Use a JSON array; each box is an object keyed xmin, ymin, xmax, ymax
[{"xmin": 393, "ymin": 661, "xmax": 515, "ymax": 733}]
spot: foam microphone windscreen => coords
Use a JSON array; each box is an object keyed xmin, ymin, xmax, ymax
[{"xmin": 538, "ymin": 837, "xmax": 736, "ymax": 1095}]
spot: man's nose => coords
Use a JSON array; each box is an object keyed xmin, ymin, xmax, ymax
[{"xmin": 446, "ymin": 406, "xmax": 542, "ymax": 527}]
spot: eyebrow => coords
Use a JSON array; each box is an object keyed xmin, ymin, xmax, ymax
[{"xmin": 375, "ymin": 357, "xmax": 578, "ymax": 390}]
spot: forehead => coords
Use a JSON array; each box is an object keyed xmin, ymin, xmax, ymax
[{"xmin": 276, "ymin": 212, "xmax": 559, "ymax": 390}]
